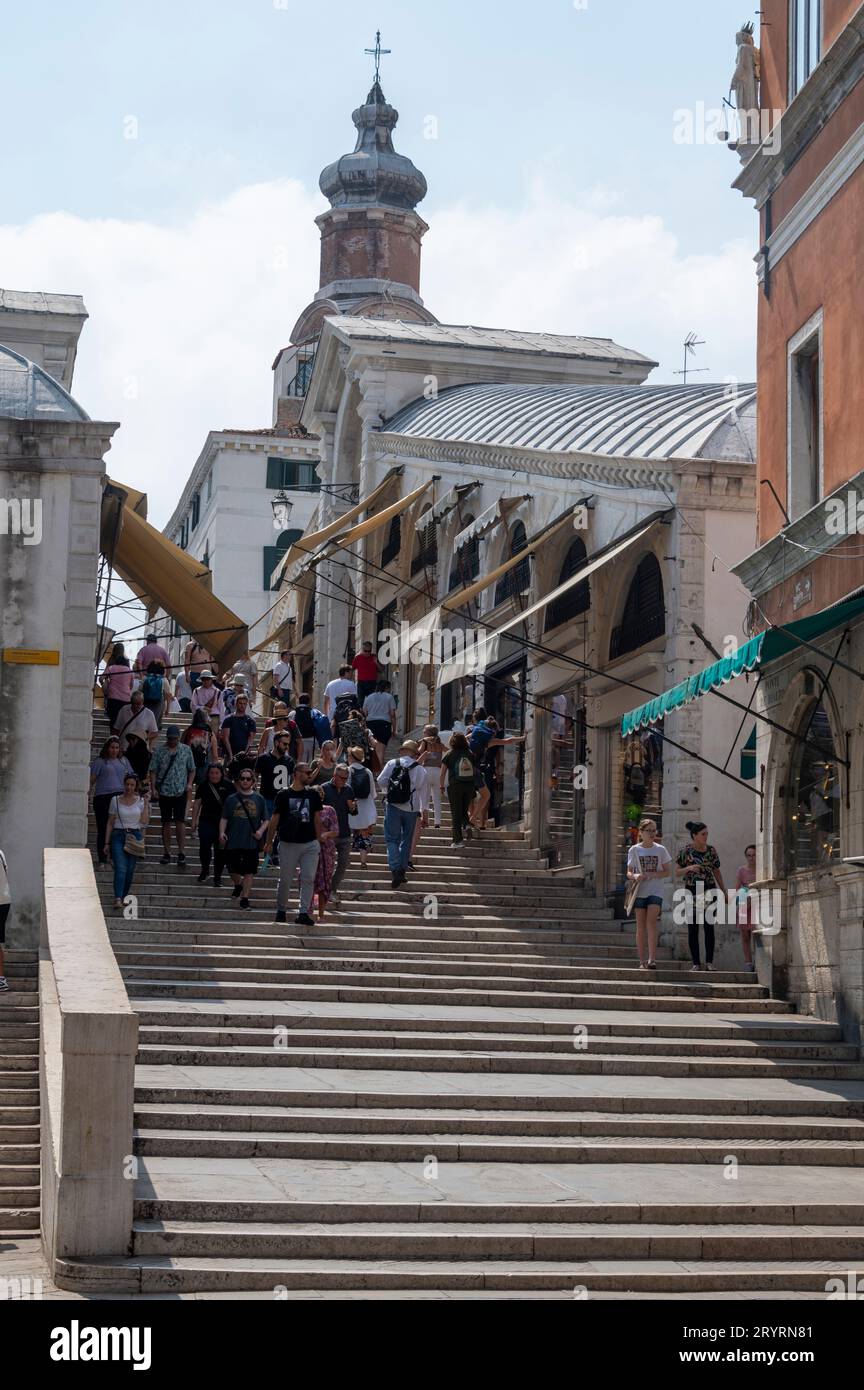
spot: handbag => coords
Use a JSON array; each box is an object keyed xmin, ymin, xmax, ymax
[{"xmin": 116, "ymin": 799, "xmax": 146, "ymax": 857}]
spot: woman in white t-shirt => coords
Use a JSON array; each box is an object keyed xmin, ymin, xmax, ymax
[{"xmin": 625, "ymin": 817, "xmax": 671, "ymax": 971}]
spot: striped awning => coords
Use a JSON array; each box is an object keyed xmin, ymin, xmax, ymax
[{"xmin": 620, "ymin": 591, "xmax": 864, "ymax": 736}]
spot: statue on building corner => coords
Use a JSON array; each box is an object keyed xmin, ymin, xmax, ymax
[{"xmin": 731, "ymin": 21, "xmax": 761, "ymax": 152}]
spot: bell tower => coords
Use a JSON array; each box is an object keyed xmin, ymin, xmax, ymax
[{"xmin": 289, "ymin": 33, "xmax": 436, "ymax": 345}]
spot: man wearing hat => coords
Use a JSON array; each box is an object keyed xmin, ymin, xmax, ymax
[
  {"xmin": 223, "ymin": 673, "xmax": 249, "ymax": 718},
  {"xmin": 149, "ymin": 725, "xmax": 196, "ymax": 865},
  {"xmin": 376, "ymin": 739, "xmax": 428, "ymax": 888},
  {"xmin": 190, "ymin": 670, "xmax": 225, "ymax": 734}
]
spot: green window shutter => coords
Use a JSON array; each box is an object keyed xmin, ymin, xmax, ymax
[
  {"xmin": 263, "ymin": 546, "xmax": 280, "ymax": 590},
  {"xmin": 266, "ymin": 458, "xmax": 284, "ymax": 489}
]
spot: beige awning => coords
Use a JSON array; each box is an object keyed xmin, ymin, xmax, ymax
[
  {"xmin": 436, "ymin": 509, "xmax": 671, "ymax": 686},
  {"xmin": 430, "ymin": 481, "xmax": 480, "ymax": 524},
  {"xmin": 406, "ymin": 506, "xmax": 580, "ymax": 651},
  {"xmin": 269, "ymin": 467, "xmax": 404, "ymax": 586},
  {"xmin": 316, "ymin": 476, "xmax": 435, "ymax": 556},
  {"xmin": 452, "ymin": 495, "xmax": 529, "ymax": 552}
]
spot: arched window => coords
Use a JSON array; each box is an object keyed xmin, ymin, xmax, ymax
[
  {"xmin": 788, "ymin": 699, "xmax": 841, "ymax": 869},
  {"xmin": 448, "ymin": 517, "xmax": 480, "ymax": 591},
  {"xmin": 544, "ymin": 538, "xmax": 591, "ymax": 631},
  {"xmin": 494, "ymin": 522, "xmax": 530, "ymax": 605},
  {"xmin": 381, "ymin": 514, "xmax": 402, "ymax": 567},
  {"xmin": 609, "ymin": 554, "xmax": 664, "ymax": 659},
  {"xmin": 263, "ymin": 528, "xmax": 303, "ymax": 591}
]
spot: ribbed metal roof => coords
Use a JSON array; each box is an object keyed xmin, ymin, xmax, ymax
[
  {"xmin": 0, "ymin": 344, "xmax": 89, "ymax": 421},
  {"xmin": 383, "ymin": 381, "xmax": 757, "ymax": 462},
  {"xmin": 328, "ymin": 316, "xmax": 657, "ymax": 365}
]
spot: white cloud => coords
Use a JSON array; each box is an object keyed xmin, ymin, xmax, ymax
[{"xmin": 0, "ymin": 173, "xmax": 756, "ymax": 525}]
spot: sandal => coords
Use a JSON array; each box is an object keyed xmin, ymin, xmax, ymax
[{"xmin": 646, "ymin": 960, "xmax": 657, "ymax": 970}]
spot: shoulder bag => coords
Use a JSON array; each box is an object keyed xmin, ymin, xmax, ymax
[{"xmin": 116, "ymin": 798, "xmax": 146, "ymax": 857}]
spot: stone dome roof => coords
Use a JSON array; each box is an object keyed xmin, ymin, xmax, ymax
[
  {"xmin": 319, "ymin": 82, "xmax": 427, "ymax": 212},
  {"xmin": 0, "ymin": 343, "xmax": 89, "ymax": 421}
]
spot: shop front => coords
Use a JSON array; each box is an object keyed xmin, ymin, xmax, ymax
[
  {"xmin": 607, "ymin": 720, "xmax": 665, "ymax": 909},
  {"xmin": 481, "ymin": 645, "xmax": 527, "ymax": 827}
]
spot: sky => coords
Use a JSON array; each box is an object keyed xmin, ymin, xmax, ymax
[{"xmin": 0, "ymin": 0, "xmax": 760, "ymax": 526}]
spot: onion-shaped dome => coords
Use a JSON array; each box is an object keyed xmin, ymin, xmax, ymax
[{"xmin": 319, "ymin": 82, "xmax": 427, "ymax": 212}]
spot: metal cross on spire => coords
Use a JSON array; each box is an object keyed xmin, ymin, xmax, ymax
[{"xmin": 364, "ymin": 29, "xmax": 391, "ymax": 85}]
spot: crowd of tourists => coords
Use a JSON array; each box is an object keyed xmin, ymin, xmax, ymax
[{"xmin": 93, "ymin": 637, "xmax": 526, "ymax": 920}]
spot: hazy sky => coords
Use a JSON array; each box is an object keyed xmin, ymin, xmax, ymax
[{"xmin": 1, "ymin": 0, "xmax": 759, "ymax": 524}]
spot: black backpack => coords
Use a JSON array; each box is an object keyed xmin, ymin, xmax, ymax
[
  {"xmin": 293, "ymin": 704, "xmax": 315, "ymax": 738},
  {"xmin": 386, "ymin": 759, "xmax": 414, "ymax": 805},
  {"xmin": 334, "ymin": 694, "xmax": 356, "ymax": 725},
  {"xmin": 349, "ymin": 765, "xmax": 372, "ymax": 800}
]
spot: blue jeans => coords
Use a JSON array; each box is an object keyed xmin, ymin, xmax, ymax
[
  {"xmin": 111, "ymin": 828, "xmax": 141, "ymax": 901},
  {"xmin": 384, "ymin": 805, "xmax": 419, "ymax": 874}
]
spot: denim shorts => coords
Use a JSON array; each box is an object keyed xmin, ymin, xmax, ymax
[{"xmin": 634, "ymin": 894, "xmax": 663, "ymax": 910}]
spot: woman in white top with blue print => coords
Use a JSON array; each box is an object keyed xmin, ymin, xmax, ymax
[{"xmin": 626, "ymin": 817, "xmax": 671, "ymax": 971}]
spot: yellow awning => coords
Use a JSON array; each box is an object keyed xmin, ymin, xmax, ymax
[
  {"xmin": 269, "ymin": 467, "xmax": 404, "ymax": 587},
  {"xmin": 101, "ymin": 479, "xmax": 247, "ymax": 673}
]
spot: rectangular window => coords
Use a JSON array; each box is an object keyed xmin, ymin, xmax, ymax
[
  {"xmin": 789, "ymin": 0, "xmax": 822, "ymax": 99},
  {"xmin": 787, "ymin": 311, "xmax": 823, "ymax": 523},
  {"xmin": 190, "ymin": 492, "xmax": 200, "ymax": 530},
  {"xmin": 265, "ymin": 456, "xmax": 321, "ymax": 490}
]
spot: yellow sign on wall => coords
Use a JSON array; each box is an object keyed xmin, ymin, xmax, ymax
[{"xmin": 2, "ymin": 649, "xmax": 61, "ymax": 665}]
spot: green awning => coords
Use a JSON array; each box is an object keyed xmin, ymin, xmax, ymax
[{"xmin": 620, "ymin": 591, "xmax": 864, "ymax": 737}]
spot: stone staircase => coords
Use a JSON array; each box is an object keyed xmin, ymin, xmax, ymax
[
  {"xmin": 0, "ymin": 951, "xmax": 40, "ymax": 1236},
  {"xmin": 53, "ymin": 713, "xmax": 864, "ymax": 1297}
]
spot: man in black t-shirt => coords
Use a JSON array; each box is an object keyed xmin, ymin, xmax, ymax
[
  {"xmin": 220, "ymin": 693, "xmax": 257, "ymax": 759},
  {"xmin": 254, "ymin": 733, "xmax": 295, "ymax": 818},
  {"xmin": 263, "ymin": 764, "xmax": 322, "ymax": 926}
]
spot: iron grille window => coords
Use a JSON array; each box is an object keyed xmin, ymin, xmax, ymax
[
  {"xmin": 544, "ymin": 538, "xmax": 591, "ymax": 631},
  {"xmin": 411, "ymin": 516, "xmax": 438, "ymax": 574},
  {"xmin": 609, "ymin": 554, "xmax": 665, "ymax": 660},
  {"xmin": 287, "ymin": 348, "xmax": 316, "ymax": 398},
  {"xmin": 494, "ymin": 522, "xmax": 530, "ymax": 605},
  {"xmin": 381, "ymin": 515, "xmax": 402, "ymax": 567},
  {"xmin": 265, "ymin": 457, "xmax": 321, "ymax": 491}
]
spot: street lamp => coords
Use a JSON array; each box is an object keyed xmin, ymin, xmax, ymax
[{"xmin": 271, "ymin": 482, "xmax": 360, "ymax": 530}]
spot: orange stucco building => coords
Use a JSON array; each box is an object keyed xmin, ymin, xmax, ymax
[{"xmin": 731, "ymin": 1, "xmax": 864, "ymax": 1038}]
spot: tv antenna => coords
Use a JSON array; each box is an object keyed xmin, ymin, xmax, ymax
[{"xmin": 673, "ymin": 332, "xmax": 709, "ymax": 385}]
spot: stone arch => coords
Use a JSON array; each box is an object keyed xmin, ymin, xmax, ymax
[{"xmin": 764, "ymin": 667, "xmax": 845, "ymax": 879}]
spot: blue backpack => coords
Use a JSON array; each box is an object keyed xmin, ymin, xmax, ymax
[
  {"xmin": 311, "ymin": 709, "xmax": 331, "ymax": 746},
  {"xmin": 143, "ymin": 673, "xmax": 163, "ymax": 703}
]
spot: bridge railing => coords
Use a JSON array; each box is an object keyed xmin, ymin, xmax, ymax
[{"xmin": 39, "ymin": 848, "xmax": 137, "ymax": 1269}]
